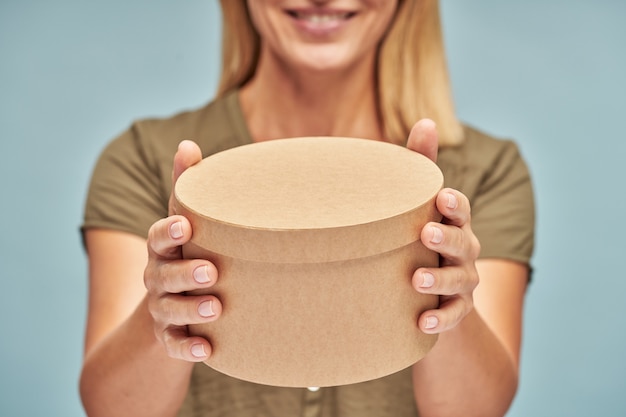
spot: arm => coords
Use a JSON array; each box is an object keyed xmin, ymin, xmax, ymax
[
  {"xmin": 412, "ymin": 256, "xmax": 527, "ymax": 417},
  {"xmin": 406, "ymin": 120, "xmax": 529, "ymax": 416},
  {"xmin": 80, "ymin": 142, "xmax": 222, "ymax": 417},
  {"xmin": 80, "ymin": 230, "xmax": 194, "ymax": 417}
]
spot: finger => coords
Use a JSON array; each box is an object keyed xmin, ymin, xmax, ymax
[
  {"xmin": 406, "ymin": 119, "xmax": 438, "ymax": 163},
  {"xmin": 421, "ymin": 222, "xmax": 481, "ymax": 264},
  {"xmin": 144, "ymin": 259, "xmax": 218, "ymax": 294},
  {"xmin": 147, "ymin": 215, "xmax": 192, "ymax": 260},
  {"xmin": 145, "ymin": 259, "xmax": 218, "ymax": 294},
  {"xmin": 412, "ymin": 266, "xmax": 479, "ymax": 296},
  {"xmin": 152, "ymin": 294, "xmax": 222, "ymax": 326},
  {"xmin": 417, "ymin": 295, "xmax": 472, "ymax": 334},
  {"xmin": 172, "ymin": 140, "xmax": 203, "ymax": 185},
  {"xmin": 436, "ymin": 188, "xmax": 471, "ymax": 227},
  {"xmin": 161, "ymin": 326, "xmax": 213, "ymax": 362},
  {"xmin": 169, "ymin": 140, "xmax": 202, "ymax": 215}
]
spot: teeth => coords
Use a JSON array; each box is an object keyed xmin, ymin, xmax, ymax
[{"xmin": 295, "ymin": 12, "xmax": 350, "ymax": 23}]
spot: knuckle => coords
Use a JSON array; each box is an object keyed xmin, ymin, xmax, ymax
[
  {"xmin": 450, "ymin": 227, "xmax": 480, "ymax": 262},
  {"xmin": 143, "ymin": 268, "xmax": 152, "ymax": 291},
  {"xmin": 469, "ymin": 268, "xmax": 480, "ymax": 290},
  {"xmin": 168, "ymin": 297, "xmax": 187, "ymax": 325},
  {"xmin": 143, "ymin": 263, "xmax": 158, "ymax": 292},
  {"xmin": 442, "ymin": 226, "xmax": 466, "ymax": 261},
  {"xmin": 456, "ymin": 228, "xmax": 467, "ymax": 258},
  {"xmin": 162, "ymin": 330, "xmax": 178, "ymax": 358},
  {"xmin": 155, "ymin": 295, "xmax": 180, "ymax": 326},
  {"xmin": 154, "ymin": 265, "xmax": 183, "ymax": 296},
  {"xmin": 152, "ymin": 259, "xmax": 199, "ymax": 295},
  {"xmin": 454, "ymin": 269, "xmax": 464, "ymax": 293},
  {"xmin": 150, "ymin": 296, "xmax": 166, "ymax": 322},
  {"xmin": 470, "ymin": 234, "xmax": 481, "ymax": 259}
]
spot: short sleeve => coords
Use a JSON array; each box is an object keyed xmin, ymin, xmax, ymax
[
  {"xmin": 81, "ymin": 123, "xmax": 169, "ymax": 242},
  {"xmin": 81, "ymin": 91, "xmax": 254, "ymax": 248},
  {"xmin": 470, "ymin": 140, "xmax": 535, "ymax": 265}
]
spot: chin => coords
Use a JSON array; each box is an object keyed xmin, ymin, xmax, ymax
[
  {"xmin": 298, "ymin": 58, "xmax": 351, "ymax": 73},
  {"xmin": 287, "ymin": 44, "xmax": 366, "ymax": 74}
]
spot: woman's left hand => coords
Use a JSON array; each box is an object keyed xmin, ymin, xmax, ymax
[{"xmin": 406, "ymin": 119, "xmax": 481, "ymax": 334}]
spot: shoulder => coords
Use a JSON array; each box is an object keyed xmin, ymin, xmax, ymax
[
  {"xmin": 438, "ymin": 125, "xmax": 531, "ymax": 198},
  {"xmin": 439, "ymin": 125, "xmax": 524, "ymax": 171},
  {"xmin": 99, "ymin": 90, "xmax": 251, "ymax": 181},
  {"xmin": 84, "ymin": 91, "xmax": 250, "ymax": 238},
  {"xmin": 439, "ymin": 125, "xmax": 535, "ymax": 264},
  {"xmin": 122, "ymin": 90, "xmax": 250, "ymax": 163}
]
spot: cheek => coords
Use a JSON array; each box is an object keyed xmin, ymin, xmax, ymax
[
  {"xmin": 365, "ymin": 0, "xmax": 399, "ymax": 39},
  {"xmin": 368, "ymin": 0, "xmax": 399, "ymax": 17},
  {"xmin": 246, "ymin": 5, "xmax": 286, "ymax": 52},
  {"xmin": 380, "ymin": 0, "xmax": 400, "ymax": 29},
  {"xmin": 246, "ymin": 1, "xmax": 282, "ymax": 38},
  {"xmin": 364, "ymin": 8, "xmax": 398, "ymax": 47}
]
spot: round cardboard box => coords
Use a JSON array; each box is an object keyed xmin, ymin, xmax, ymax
[{"xmin": 174, "ymin": 137, "xmax": 443, "ymax": 387}]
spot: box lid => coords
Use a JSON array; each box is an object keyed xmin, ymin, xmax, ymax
[{"xmin": 175, "ymin": 137, "xmax": 443, "ymax": 263}]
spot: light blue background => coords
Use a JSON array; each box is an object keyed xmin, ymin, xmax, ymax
[{"xmin": 1, "ymin": 1, "xmax": 624, "ymax": 416}]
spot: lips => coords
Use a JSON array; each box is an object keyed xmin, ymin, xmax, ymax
[
  {"xmin": 284, "ymin": 8, "xmax": 357, "ymax": 36},
  {"xmin": 285, "ymin": 9, "xmax": 357, "ymax": 25}
]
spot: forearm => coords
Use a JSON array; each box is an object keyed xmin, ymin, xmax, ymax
[
  {"xmin": 412, "ymin": 309, "xmax": 518, "ymax": 417},
  {"xmin": 80, "ymin": 297, "xmax": 194, "ymax": 417}
]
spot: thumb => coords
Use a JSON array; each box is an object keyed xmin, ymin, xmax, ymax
[
  {"xmin": 172, "ymin": 140, "xmax": 203, "ymax": 183},
  {"xmin": 406, "ymin": 119, "xmax": 439, "ymax": 163},
  {"xmin": 169, "ymin": 140, "xmax": 203, "ymax": 215}
]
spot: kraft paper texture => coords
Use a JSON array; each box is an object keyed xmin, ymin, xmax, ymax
[{"xmin": 175, "ymin": 137, "xmax": 443, "ymax": 387}]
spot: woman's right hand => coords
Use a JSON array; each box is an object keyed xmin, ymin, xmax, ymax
[{"xmin": 144, "ymin": 140, "xmax": 222, "ymax": 362}]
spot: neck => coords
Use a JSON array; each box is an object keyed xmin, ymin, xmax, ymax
[{"xmin": 239, "ymin": 48, "xmax": 385, "ymax": 142}]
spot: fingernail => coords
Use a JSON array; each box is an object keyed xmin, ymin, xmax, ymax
[
  {"xmin": 420, "ymin": 272, "xmax": 435, "ymax": 288},
  {"xmin": 424, "ymin": 316, "xmax": 439, "ymax": 330},
  {"xmin": 430, "ymin": 226, "xmax": 443, "ymax": 244},
  {"xmin": 169, "ymin": 221, "xmax": 184, "ymax": 239},
  {"xmin": 446, "ymin": 192, "xmax": 458, "ymax": 210},
  {"xmin": 198, "ymin": 300, "xmax": 216, "ymax": 318},
  {"xmin": 191, "ymin": 344, "xmax": 207, "ymax": 358},
  {"xmin": 193, "ymin": 265, "xmax": 211, "ymax": 284}
]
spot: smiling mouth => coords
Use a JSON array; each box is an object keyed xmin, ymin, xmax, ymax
[{"xmin": 286, "ymin": 10, "xmax": 357, "ymax": 23}]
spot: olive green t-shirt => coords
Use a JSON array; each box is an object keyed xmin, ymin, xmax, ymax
[{"xmin": 82, "ymin": 90, "xmax": 535, "ymax": 416}]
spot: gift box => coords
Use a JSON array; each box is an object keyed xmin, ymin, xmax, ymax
[{"xmin": 174, "ymin": 137, "xmax": 443, "ymax": 387}]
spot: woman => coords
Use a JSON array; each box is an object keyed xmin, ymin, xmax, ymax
[{"xmin": 80, "ymin": 1, "xmax": 534, "ymax": 416}]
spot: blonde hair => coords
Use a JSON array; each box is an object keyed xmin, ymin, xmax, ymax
[{"xmin": 217, "ymin": 0, "xmax": 463, "ymax": 146}]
